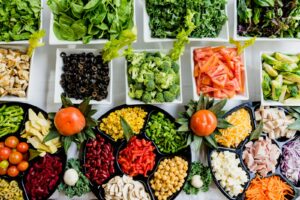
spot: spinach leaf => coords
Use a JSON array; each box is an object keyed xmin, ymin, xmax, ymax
[{"xmin": 48, "ymin": 0, "xmax": 134, "ymax": 43}]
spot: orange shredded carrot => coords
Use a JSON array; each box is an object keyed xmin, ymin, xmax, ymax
[{"xmin": 246, "ymin": 176, "xmax": 294, "ymax": 200}]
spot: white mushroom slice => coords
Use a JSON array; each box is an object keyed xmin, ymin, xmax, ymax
[{"xmin": 255, "ymin": 111, "xmax": 262, "ymax": 121}]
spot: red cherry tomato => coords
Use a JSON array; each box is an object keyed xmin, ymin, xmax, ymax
[
  {"xmin": 17, "ymin": 161, "xmax": 29, "ymax": 171},
  {"xmin": 9, "ymin": 152, "xmax": 23, "ymax": 165},
  {"xmin": 16, "ymin": 142, "xmax": 29, "ymax": 153},
  {"xmin": 5, "ymin": 136, "xmax": 19, "ymax": 148},
  {"xmin": 0, "ymin": 147, "xmax": 12, "ymax": 160},
  {"xmin": 7, "ymin": 166, "xmax": 19, "ymax": 177},
  {"xmin": 0, "ymin": 142, "xmax": 4, "ymax": 149},
  {"xmin": 0, "ymin": 167, "xmax": 7, "ymax": 175}
]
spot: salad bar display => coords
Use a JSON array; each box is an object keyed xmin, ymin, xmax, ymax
[
  {"xmin": 82, "ymin": 105, "xmax": 191, "ymax": 200},
  {"xmin": 0, "ymin": 102, "xmax": 66, "ymax": 200},
  {"xmin": 0, "ymin": 0, "xmax": 300, "ymax": 200},
  {"xmin": 208, "ymin": 102, "xmax": 299, "ymax": 200}
]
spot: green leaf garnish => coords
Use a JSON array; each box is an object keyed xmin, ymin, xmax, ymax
[
  {"xmin": 250, "ymin": 121, "xmax": 263, "ymax": 141},
  {"xmin": 120, "ymin": 116, "xmax": 135, "ymax": 141}
]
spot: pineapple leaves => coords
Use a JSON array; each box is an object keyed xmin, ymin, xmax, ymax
[
  {"xmin": 204, "ymin": 135, "xmax": 218, "ymax": 149},
  {"xmin": 217, "ymin": 118, "xmax": 232, "ymax": 129},
  {"xmin": 209, "ymin": 99, "xmax": 227, "ymax": 116},
  {"xmin": 250, "ymin": 121, "xmax": 263, "ymax": 141},
  {"xmin": 61, "ymin": 94, "xmax": 73, "ymax": 108}
]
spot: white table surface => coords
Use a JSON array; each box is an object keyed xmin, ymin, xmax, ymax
[{"xmin": 14, "ymin": 0, "xmax": 300, "ymax": 199}]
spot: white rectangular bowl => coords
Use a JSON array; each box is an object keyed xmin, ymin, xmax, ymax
[
  {"xmin": 0, "ymin": 1, "xmax": 43, "ymax": 44},
  {"xmin": 125, "ymin": 50, "xmax": 183, "ymax": 105},
  {"xmin": 143, "ymin": 1, "xmax": 229, "ymax": 43},
  {"xmin": 190, "ymin": 46, "xmax": 249, "ymax": 101},
  {"xmin": 0, "ymin": 45, "xmax": 35, "ymax": 102},
  {"xmin": 49, "ymin": 1, "xmax": 136, "ymax": 45},
  {"xmin": 233, "ymin": 0, "xmax": 300, "ymax": 41},
  {"xmin": 260, "ymin": 51, "xmax": 300, "ymax": 106},
  {"xmin": 54, "ymin": 48, "xmax": 113, "ymax": 105}
]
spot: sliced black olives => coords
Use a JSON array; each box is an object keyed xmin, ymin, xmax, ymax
[{"xmin": 60, "ymin": 52, "xmax": 110, "ymax": 101}]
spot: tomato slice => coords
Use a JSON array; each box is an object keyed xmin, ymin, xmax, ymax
[
  {"xmin": 200, "ymin": 86, "xmax": 218, "ymax": 94},
  {"xmin": 213, "ymin": 90, "xmax": 228, "ymax": 99},
  {"xmin": 201, "ymin": 74, "xmax": 212, "ymax": 85},
  {"xmin": 212, "ymin": 74, "xmax": 227, "ymax": 88}
]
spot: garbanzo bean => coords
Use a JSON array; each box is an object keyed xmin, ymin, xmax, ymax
[
  {"xmin": 0, "ymin": 179, "xmax": 23, "ymax": 200},
  {"xmin": 151, "ymin": 156, "xmax": 188, "ymax": 200},
  {"xmin": 99, "ymin": 107, "xmax": 147, "ymax": 141}
]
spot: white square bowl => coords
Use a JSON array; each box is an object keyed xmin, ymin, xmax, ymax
[
  {"xmin": 54, "ymin": 48, "xmax": 113, "ymax": 105},
  {"xmin": 125, "ymin": 50, "xmax": 183, "ymax": 105},
  {"xmin": 49, "ymin": 1, "xmax": 136, "ymax": 45},
  {"xmin": 0, "ymin": 45, "xmax": 35, "ymax": 102},
  {"xmin": 190, "ymin": 46, "xmax": 249, "ymax": 101},
  {"xmin": 0, "ymin": 1, "xmax": 43, "ymax": 44},
  {"xmin": 233, "ymin": 0, "xmax": 300, "ymax": 41},
  {"xmin": 143, "ymin": 1, "xmax": 229, "ymax": 43},
  {"xmin": 260, "ymin": 51, "xmax": 300, "ymax": 106}
]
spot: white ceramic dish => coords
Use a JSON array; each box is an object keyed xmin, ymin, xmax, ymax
[
  {"xmin": 49, "ymin": 1, "xmax": 136, "ymax": 45},
  {"xmin": 125, "ymin": 50, "xmax": 183, "ymax": 105},
  {"xmin": 233, "ymin": 0, "xmax": 300, "ymax": 41},
  {"xmin": 143, "ymin": 1, "xmax": 229, "ymax": 43},
  {"xmin": 0, "ymin": 45, "xmax": 35, "ymax": 102},
  {"xmin": 0, "ymin": 1, "xmax": 43, "ymax": 44},
  {"xmin": 190, "ymin": 46, "xmax": 249, "ymax": 101},
  {"xmin": 260, "ymin": 51, "xmax": 300, "ymax": 106},
  {"xmin": 54, "ymin": 48, "xmax": 112, "ymax": 104}
]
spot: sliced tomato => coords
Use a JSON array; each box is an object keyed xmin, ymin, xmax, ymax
[
  {"xmin": 200, "ymin": 86, "xmax": 218, "ymax": 94},
  {"xmin": 212, "ymin": 74, "xmax": 227, "ymax": 88},
  {"xmin": 201, "ymin": 74, "xmax": 212, "ymax": 85},
  {"xmin": 200, "ymin": 55, "xmax": 218, "ymax": 73},
  {"xmin": 225, "ymin": 78, "xmax": 240, "ymax": 91},
  {"xmin": 222, "ymin": 89, "xmax": 236, "ymax": 98},
  {"xmin": 213, "ymin": 90, "xmax": 228, "ymax": 99},
  {"xmin": 206, "ymin": 64, "xmax": 226, "ymax": 78}
]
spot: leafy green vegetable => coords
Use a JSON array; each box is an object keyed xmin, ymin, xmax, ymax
[
  {"xmin": 0, "ymin": 0, "xmax": 41, "ymax": 42},
  {"xmin": 183, "ymin": 162, "xmax": 212, "ymax": 195},
  {"xmin": 47, "ymin": 0, "xmax": 134, "ymax": 43},
  {"xmin": 126, "ymin": 51, "xmax": 180, "ymax": 103},
  {"xmin": 27, "ymin": 30, "xmax": 46, "ymax": 57},
  {"xmin": 146, "ymin": 0, "xmax": 227, "ymax": 39},
  {"xmin": 237, "ymin": 0, "xmax": 300, "ymax": 38},
  {"xmin": 102, "ymin": 28, "xmax": 137, "ymax": 63},
  {"xmin": 58, "ymin": 159, "xmax": 90, "ymax": 198},
  {"xmin": 229, "ymin": 37, "xmax": 256, "ymax": 55}
]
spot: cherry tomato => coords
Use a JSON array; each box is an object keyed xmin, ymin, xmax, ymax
[
  {"xmin": 0, "ymin": 160, "xmax": 9, "ymax": 169},
  {"xmin": 9, "ymin": 152, "xmax": 23, "ymax": 165},
  {"xmin": 17, "ymin": 161, "xmax": 29, "ymax": 171},
  {"xmin": 0, "ymin": 167, "xmax": 7, "ymax": 175},
  {"xmin": 7, "ymin": 166, "xmax": 19, "ymax": 177},
  {"xmin": 16, "ymin": 142, "xmax": 29, "ymax": 153},
  {"xmin": 5, "ymin": 136, "xmax": 19, "ymax": 148},
  {"xmin": 0, "ymin": 147, "xmax": 12, "ymax": 160},
  {"xmin": 190, "ymin": 110, "xmax": 217, "ymax": 136},
  {"xmin": 0, "ymin": 142, "xmax": 4, "ymax": 149}
]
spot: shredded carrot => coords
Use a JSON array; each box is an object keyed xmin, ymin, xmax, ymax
[{"xmin": 246, "ymin": 176, "xmax": 294, "ymax": 200}]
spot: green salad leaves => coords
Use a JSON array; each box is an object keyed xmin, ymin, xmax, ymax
[
  {"xmin": 0, "ymin": 0, "xmax": 41, "ymax": 42},
  {"xmin": 146, "ymin": 0, "xmax": 227, "ymax": 38},
  {"xmin": 47, "ymin": 0, "xmax": 134, "ymax": 43},
  {"xmin": 237, "ymin": 0, "xmax": 300, "ymax": 38},
  {"xmin": 58, "ymin": 158, "xmax": 90, "ymax": 198}
]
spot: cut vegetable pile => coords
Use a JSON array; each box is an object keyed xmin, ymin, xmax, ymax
[
  {"xmin": 262, "ymin": 52, "xmax": 300, "ymax": 103},
  {"xmin": 0, "ymin": 179, "xmax": 23, "ymax": 200},
  {"xmin": 146, "ymin": 0, "xmax": 227, "ymax": 39},
  {"xmin": 47, "ymin": 0, "xmax": 134, "ymax": 43},
  {"xmin": 216, "ymin": 108, "xmax": 252, "ymax": 148},
  {"xmin": 193, "ymin": 47, "xmax": 245, "ymax": 99},
  {"xmin": 0, "ymin": 105, "xmax": 23, "ymax": 138}
]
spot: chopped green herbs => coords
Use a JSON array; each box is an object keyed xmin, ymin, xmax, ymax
[
  {"xmin": 0, "ymin": 0, "xmax": 41, "ymax": 42},
  {"xmin": 237, "ymin": 0, "xmax": 300, "ymax": 38},
  {"xmin": 146, "ymin": 0, "xmax": 227, "ymax": 38},
  {"xmin": 47, "ymin": 0, "xmax": 134, "ymax": 44}
]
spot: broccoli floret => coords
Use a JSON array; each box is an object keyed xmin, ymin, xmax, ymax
[
  {"xmin": 172, "ymin": 62, "xmax": 180, "ymax": 73},
  {"xmin": 155, "ymin": 92, "xmax": 165, "ymax": 103},
  {"xmin": 135, "ymin": 90, "xmax": 144, "ymax": 99},
  {"xmin": 144, "ymin": 71, "xmax": 155, "ymax": 80},
  {"xmin": 129, "ymin": 52, "xmax": 145, "ymax": 65},
  {"xmin": 145, "ymin": 80, "xmax": 156, "ymax": 91},
  {"xmin": 163, "ymin": 91, "xmax": 176, "ymax": 102},
  {"xmin": 161, "ymin": 73, "xmax": 177, "ymax": 89},
  {"xmin": 128, "ymin": 65, "xmax": 140, "ymax": 80},
  {"xmin": 155, "ymin": 72, "xmax": 167, "ymax": 85},
  {"xmin": 142, "ymin": 92, "xmax": 152, "ymax": 103},
  {"xmin": 134, "ymin": 83, "xmax": 143, "ymax": 90},
  {"xmin": 169, "ymin": 84, "xmax": 180, "ymax": 96}
]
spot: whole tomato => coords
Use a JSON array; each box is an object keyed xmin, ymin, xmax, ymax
[
  {"xmin": 0, "ymin": 167, "xmax": 7, "ymax": 175},
  {"xmin": 7, "ymin": 166, "xmax": 19, "ymax": 177},
  {"xmin": 0, "ymin": 147, "xmax": 12, "ymax": 160},
  {"xmin": 190, "ymin": 110, "xmax": 217, "ymax": 136},
  {"xmin": 17, "ymin": 161, "xmax": 29, "ymax": 171},
  {"xmin": 0, "ymin": 142, "xmax": 4, "ymax": 148},
  {"xmin": 16, "ymin": 142, "xmax": 29, "ymax": 153},
  {"xmin": 5, "ymin": 136, "xmax": 19, "ymax": 148},
  {"xmin": 0, "ymin": 160, "xmax": 9, "ymax": 169},
  {"xmin": 54, "ymin": 107, "xmax": 86, "ymax": 136},
  {"xmin": 9, "ymin": 152, "xmax": 23, "ymax": 165}
]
